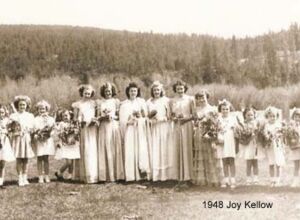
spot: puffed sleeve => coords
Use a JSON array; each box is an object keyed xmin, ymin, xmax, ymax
[{"xmin": 71, "ymin": 101, "xmax": 80, "ymax": 121}]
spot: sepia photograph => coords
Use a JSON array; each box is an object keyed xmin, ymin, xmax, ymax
[{"xmin": 0, "ymin": 0, "xmax": 300, "ymax": 219}]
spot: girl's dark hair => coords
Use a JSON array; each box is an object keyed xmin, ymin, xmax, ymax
[
  {"xmin": 13, "ymin": 99, "xmax": 31, "ymax": 111},
  {"xmin": 172, "ymin": 80, "xmax": 188, "ymax": 93},
  {"xmin": 217, "ymin": 101, "xmax": 234, "ymax": 112},
  {"xmin": 242, "ymin": 106, "xmax": 256, "ymax": 119},
  {"xmin": 291, "ymin": 108, "xmax": 300, "ymax": 120},
  {"xmin": 56, "ymin": 109, "xmax": 74, "ymax": 122},
  {"xmin": 125, "ymin": 82, "xmax": 141, "ymax": 98},
  {"xmin": 100, "ymin": 83, "xmax": 117, "ymax": 98},
  {"xmin": 78, "ymin": 85, "xmax": 95, "ymax": 97}
]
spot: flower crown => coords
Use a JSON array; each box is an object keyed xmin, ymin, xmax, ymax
[
  {"xmin": 218, "ymin": 99, "xmax": 231, "ymax": 107},
  {"xmin": 36, "ymin": 100, "xmax": 51, "ymax": 110},
  {"xmin": 14, "ymin": 95, "xmax": 31, "ymax": 105},
  {"xmin": 264, "ymin": 106, "xmax": 280, "ymax": 118}
]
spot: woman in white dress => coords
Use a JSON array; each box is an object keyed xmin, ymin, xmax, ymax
[
  {"xmin": 97, "ymin": 82, "xmax": 124, "ymax": 182},
  {"xmin": 72, "ymin": 84, "xmax": 98, "ymax": 184},
  {"xmin": 33, "ymin": 100, "xmax": 56, "ymax": 183},
  {"xmin": 147, "ymin": 81, "xmax": 176, "ymax": 181},
  {"xmin": 10, "ymin": 95, "xmax": 35, "ymax": 186},
  {"xmin": 0, "ymin": 105, "xmax": 15, "ymax": 187},
  {"xmin": 170, "ymin": 80, "xmax": 194, "ymax": 183},
  {"xmin": 119, "ymin": 82, "xmax": 151, "ymax": 181}
]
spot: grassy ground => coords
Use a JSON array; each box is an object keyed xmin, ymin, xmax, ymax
[{"xmin": 1, "ymin": 157, "xmax": 300, "ymax": 220}]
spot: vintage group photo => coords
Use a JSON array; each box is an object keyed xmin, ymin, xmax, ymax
[{"xmin": 1, "ymin": 0, "xmax": 300, "ymax": 219}]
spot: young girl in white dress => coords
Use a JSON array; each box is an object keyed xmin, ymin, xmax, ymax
[
  {"xmin": 147, "ymin": 81, "xmax": 176, "ymax": 181},
  {"xmin": 33, "ymin": 100, "xmax": 56, "ymax": 183},
  {"xmin": 72, "ymin": 84, "xmax": 98, "ymax": 184},
  {"xmin": 263, "ymin": 106, "xmax": 285, "ymax": 187},
  {"xmin": 237, "ymin": 107, "xmax": 265, "ymax": 185},
  {"xmin": 54, "ymin": 109, "xmax": 80, "ymax": 181},
  {"xmin": 287, "ymin": 108, "xmax": 300, "ymax": 187},
  {"xmin": 10, "ymin": 95, "xmax": 35, "ymax": 186},
  {"xmin": 0, "ymin": 105, "xmax": 15, "ymax": 187},
  {"xmin": 119, "ymin": 82, "xmax": 151, "ymax": 181},
  {"xmin": 170, "ymin": 80, "xmax": 194, "ymax": 184},
  {"xmin": 97, "ymin": 82, "xmax": 124, "ymax": 182},
  {"xmin": 215, "ymin": 99, "xmax": 237, "ymax": 189}
]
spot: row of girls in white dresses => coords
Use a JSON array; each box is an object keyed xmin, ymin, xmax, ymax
[{"xmin": 1, "ymin": 81, "xmax": 300, "ymax": 189}]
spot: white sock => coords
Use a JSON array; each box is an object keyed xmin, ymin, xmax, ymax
[
  {"xmin": 0, "ymin": 177, "xmax": 3, "ymax": 186},
  {"xmin": 231, "ymin": 177, "xmax": 236, "ymax": 184},
  {"xmin": 223, "ymin": 177, "xmax": 229, "ymax": 184}
]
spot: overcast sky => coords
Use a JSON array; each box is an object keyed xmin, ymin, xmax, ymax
[{"xmin": 0, "ymin": 0, "xmax": 300, "ymax": 38}]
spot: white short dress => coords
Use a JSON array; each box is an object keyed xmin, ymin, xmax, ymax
[
  {"xmin": 238, "ymin": 120, "xmax": 265, "ymax": 160},
  {"xmin": 216, "ymin": 115, "xmax": 237, "ymax": 159},
  {"xmin": 264, "ymin": 122, "xmax": 285, "ymax": 166},
  {"xmin": 0, "ymin": 118, "xmax": 15, "ymax": 162},
  {"xmin": 33, "ymin": 115, "xmax": 56, "ymax": 156},
  {"xmin": 10, "ymin": 112, "xmax": 35, "ymax": 159},
  {"xmin": 54, "ymin": 121, "xmax": 80, "ymax": 160}
]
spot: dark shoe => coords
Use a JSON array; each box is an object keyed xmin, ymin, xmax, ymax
[{"xmin": 55, "ymin": 172, "xmax": 64, "ymax": 181}]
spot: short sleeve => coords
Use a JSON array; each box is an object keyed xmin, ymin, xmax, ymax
[{"xmin": 71, "ymin": 101, "xmax": 80, "ymax": 109}]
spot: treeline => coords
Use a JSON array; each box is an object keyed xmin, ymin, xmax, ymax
[{"xmin": 0, "ymin": 24, "xmax": 300, "ymax": 87}]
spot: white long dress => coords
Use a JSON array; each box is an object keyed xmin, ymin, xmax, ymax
[
  {"xmin": 72, "ymin": 100, "xmax": 98, "ymax": 183},
  {"xmin": 97, "ymin": 98, "xmax": 124, "ymax": 181},
  {"xmin": 170, "ymin": 94, "xmax": 194, "ymax": 181},
  {"xmin": 33, "ymin": 115, "xmax": 56, "ymax": 156},
  {"xmin": 0, "ymin": 118, "xmax": 15, "ymax": 162},
  {"xmin": 10, "ymin": 112, "xmax": 35, "ymax": 158},
  {"xmin": 147, "ymin": 96, "xmax": 177, "ymax": 181},
  {"xmin": 119, "ymin": 97, "xmax": 151, "ymax": 181}
]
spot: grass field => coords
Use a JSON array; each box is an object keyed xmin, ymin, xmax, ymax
[
  {"xmin": 1, "ymin": 76, "xmax": 300, "ymax": 219},
  {"xmin": 1, "ymin": 156, "xmax": 300, "ymax": 220}
]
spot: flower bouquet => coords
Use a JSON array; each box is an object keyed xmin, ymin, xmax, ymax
[
  {"xmin": 59, "ymin": 121, "xmax": 80, "ymax": 145},
  {"xmin": 283, "ymin": 121, "xmax": 300, "ymax": 149},
  {"xmin": 199, "ymin": 110, "xmax": 221, "ymax": 142},
  {"xmin": 34, "ymin": 125, "xmax": 54, "ymax": 142},
  {"xmin": 7, "ymin": 120, "xmax": 22, "ymax": 136},
  {"xmin": 234, "ymin": 117, "xmax": 256, "ymax": 145}
]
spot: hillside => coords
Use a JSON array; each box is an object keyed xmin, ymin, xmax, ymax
[{"xmin": 0, "ymin": 24, "xmax": 300, "ymax": 87}]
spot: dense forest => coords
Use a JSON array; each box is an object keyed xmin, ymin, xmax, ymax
[{"xmin": 0, "ymin": 24, "xmax": 300, "ymax": 88}]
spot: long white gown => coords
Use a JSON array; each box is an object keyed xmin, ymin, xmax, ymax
[
  {"xmin": 119, "ymin": 97, "xmax": 151, "ymax": 181},
  {"xmin": 170, "ymin": 94, "xmax": 194, "ymax": 181},
  {"xmin": 97, "ymin": 98, "xmax": 124, "ymax": 181},
  {"xmin": 147, "ymin": 96, "xmax": 177, "ymax": 181},
  {"xmin": 72, "ymin": 99, "xmax": 98, "ymax": 183}
]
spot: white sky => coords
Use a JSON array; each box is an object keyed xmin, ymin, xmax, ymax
[{"xmin": 0, "ymin": 0, "xmax": 299, "ymax": 38}]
